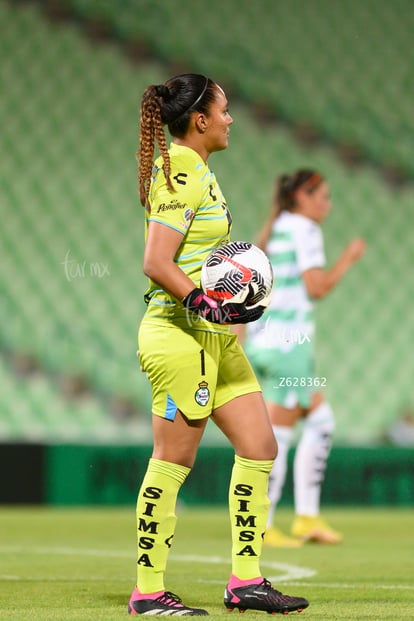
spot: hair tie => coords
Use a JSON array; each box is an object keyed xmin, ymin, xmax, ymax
[{"xmin": 155, "ymin": 84, "xmax": 170, "ymax": 99}]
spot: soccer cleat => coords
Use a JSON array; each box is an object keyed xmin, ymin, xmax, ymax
[
  {"xmin": 264, "ymin": 526, "xmax": 304, "ymax": 549},
  {"xmin": 128, "ymin": 586, "xmax": 209, "ymax": 615},
  {"xmin": 291, "ymin": 515, "xmax": 343, "ymax": 544},
  {"xmin": 224, "ymin": 578, "xmax": 309, "ymax": 614}
]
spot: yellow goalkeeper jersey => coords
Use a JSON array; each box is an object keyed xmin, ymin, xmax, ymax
[{"xmin": 143, "ymin": 143, "xmax": 232, "ymax": 331}]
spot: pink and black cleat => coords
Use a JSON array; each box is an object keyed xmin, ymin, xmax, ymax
[
  {"xmin": 224, "ymin": 578, "xmax": 309, "ymax": 614},
  {"xmin": 128, "ymin": 586, "xmax": 208, "ymax": 616}
]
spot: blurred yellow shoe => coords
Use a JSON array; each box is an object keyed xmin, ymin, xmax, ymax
[
  {"xmin": 263, "ymin": 526, "xmax": 304, "ymax": 548},
  {"xmin": 291, "ymin": 515, "xmax": 343, "ymax": 544}
]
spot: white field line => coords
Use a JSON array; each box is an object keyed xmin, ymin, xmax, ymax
[
  {"xmin": 276, "ymin": 582, "xmax": 414, "ymax": 591},
  {"xmin": 2, "ymin": 545, "xmax": 414, "ymax": 590},
  {"xmin": 1, "ymin": 575, "xmax": 413, "ymax": 591},
  {"xmin": 0, "ymin": 545, "xmax": 131, "ymax": 558},
  {"xmin": 0, "ymin": 545, "xmax": 313, "ymax": 581}
]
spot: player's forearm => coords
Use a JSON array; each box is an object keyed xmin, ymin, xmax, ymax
[
  {"xmin": 308, "ymin": 237, "xmax": 366, "ymax": 299},
  {"xmin": 143, "ymin": 258, "xmax": 195, "ymax": 302},
  {"xmin": 318, "ymin": 256, "xmax": 355, "ymax": 298},
  {"xmin": 303, "ymin": 253, "xmax": 355, "ymax": 299},
  {"xmin": 323, "ymin": 256, "xmax": 354, "ymax": 293}
]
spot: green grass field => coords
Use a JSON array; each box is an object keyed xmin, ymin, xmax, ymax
[{"xmin": 0, "ymin": 506, "xmax": 413, "ymax": 619}]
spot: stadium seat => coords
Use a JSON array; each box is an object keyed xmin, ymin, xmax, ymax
[
  {"xmin": 63, "ymin": 0, "xmax": 414, "ymax": 178},
  {"xmin": 0, "ymin": 0, "xmax": 412, "ymax": 443}
]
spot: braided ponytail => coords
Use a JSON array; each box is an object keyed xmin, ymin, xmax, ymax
[
  {"xmin": 137, "ymin": 85, "xmax": 174, "ymax": 210},
  {"xmin": 137, "ymin": 74, "xmax": 214, "ymax": 211}
]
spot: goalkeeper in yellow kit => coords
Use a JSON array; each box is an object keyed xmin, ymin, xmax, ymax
[{"xmin": 128, "ymin": 73, "xmax": 309, "ymax": 616}]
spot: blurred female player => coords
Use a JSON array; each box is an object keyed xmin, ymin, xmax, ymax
[
  {"xmin": 128, "ymin": 75, "xmax": 309, "ymax": 615},
  {"xmin": 241, "ymin": 170, "xmax": 365, "ymax": 548}
]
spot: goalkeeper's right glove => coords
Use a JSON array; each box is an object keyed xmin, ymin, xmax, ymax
[{"xmin": 182, "ymin": 284, "xmax": 267, "ymax": 325}]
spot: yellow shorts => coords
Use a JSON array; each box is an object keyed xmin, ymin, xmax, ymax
[{"xmin": 138, "ymin": 318, "xmax": 261, "ymax": 420}]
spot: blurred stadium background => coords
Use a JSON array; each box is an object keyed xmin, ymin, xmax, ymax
[{"xmin": 1, "ymin": 0, "xmax": 413, "ymax": 505}]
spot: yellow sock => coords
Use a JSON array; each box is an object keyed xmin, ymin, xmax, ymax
[
  {"xmin": 229, "ymin": 455, "xmax": 273, "ymax": 579},
  {"xmin": 136, "ymin": 458, "xmax": 190, "ymax": 594}
]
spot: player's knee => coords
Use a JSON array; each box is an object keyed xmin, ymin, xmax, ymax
[{"xmin": 238, "ymin": 433, "xmax": 277, "ymax": 461}]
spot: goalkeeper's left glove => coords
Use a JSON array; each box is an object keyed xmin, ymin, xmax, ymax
[{"xmin": 182, "ymin": 284, "xmax": 268, "ymax": 325}]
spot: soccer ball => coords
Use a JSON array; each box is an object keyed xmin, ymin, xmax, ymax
[{"xmin": 200, "ymin": 241, "xmax": 274, "ymax": 306}]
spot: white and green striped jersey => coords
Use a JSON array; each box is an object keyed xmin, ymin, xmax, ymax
[{"xmin": 246, "ymin": 211, "xmax": 326, "ymax": 351}]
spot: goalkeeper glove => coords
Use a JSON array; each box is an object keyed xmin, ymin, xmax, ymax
[{"xmin": 182, "ymin": 284, "xmax": 267, "ymax": 325}]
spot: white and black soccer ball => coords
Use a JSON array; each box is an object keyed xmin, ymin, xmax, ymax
[{"xmin": 200, "ymin": 241, "xmax": 274, "ymax": 307}]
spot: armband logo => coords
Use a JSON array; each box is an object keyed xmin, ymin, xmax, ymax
[{"xmin": 180, "ymin": 208, "xmax": 195, "ymax": 230}]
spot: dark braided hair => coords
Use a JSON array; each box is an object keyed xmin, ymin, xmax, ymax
[{"xmin": 137, "ymin": 74, "xmax": 215, "ymax": 210}]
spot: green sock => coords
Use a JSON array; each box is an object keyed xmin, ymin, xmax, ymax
[
  {"xmin": 229, "ymin": 455, "xmax": 273, "ymax": 579},
  {"xmin": 136, "ymin": 458, "xmax": 190, "ymax": 593}
]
